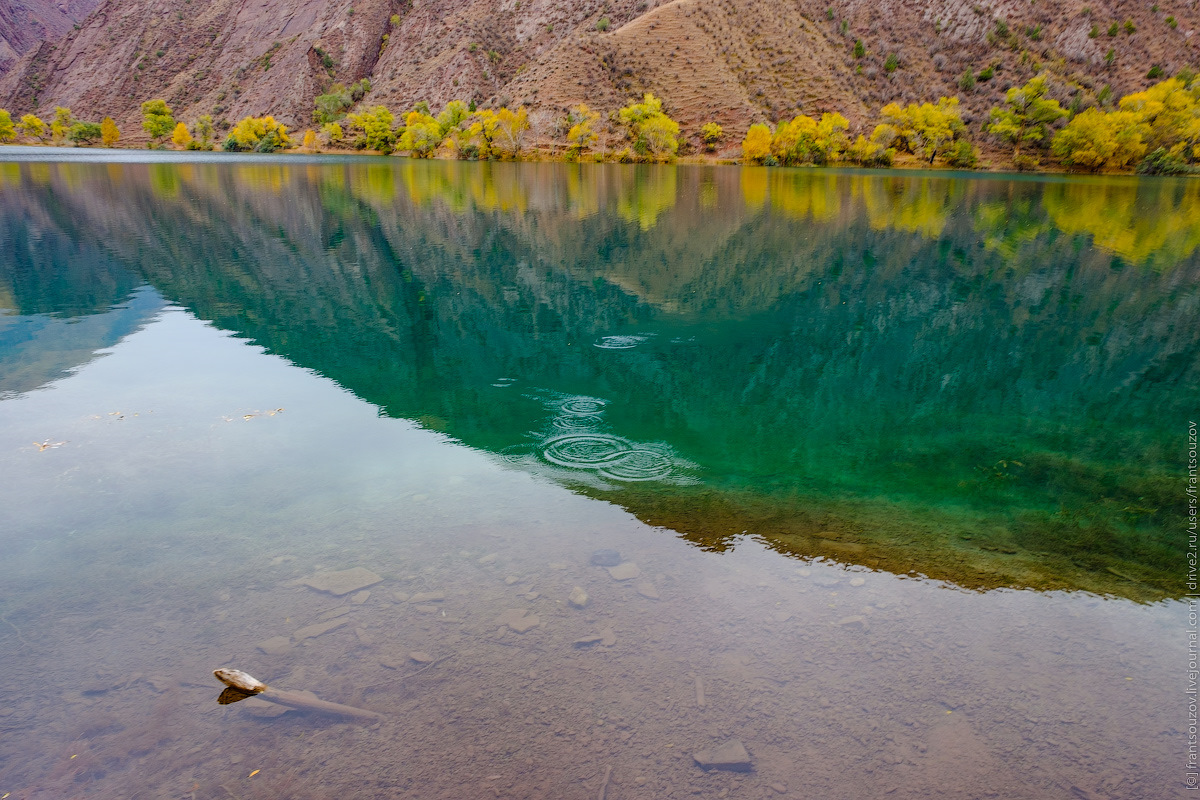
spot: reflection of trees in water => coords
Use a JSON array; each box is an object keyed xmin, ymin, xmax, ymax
[
  {"xmin": 1041, "ymin": 179, "xmax": 1200, "ymax": 270},
  {"xmin": 3, "ymin": 159, "xmax": 1197, "ymax": 599}
]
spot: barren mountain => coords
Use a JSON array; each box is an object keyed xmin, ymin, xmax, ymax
[
  {"xmin": 1, "ymin": 0, "xmax": 1197, "ymax": 149},
  {"xmin": 0, "ymin": 0, "xmax": 100, "ymax": 75}
]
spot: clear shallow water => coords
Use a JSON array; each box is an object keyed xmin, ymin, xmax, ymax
[{"xmin": 0, "ymin": 152, "xmax": 1192, "ymax": 799}]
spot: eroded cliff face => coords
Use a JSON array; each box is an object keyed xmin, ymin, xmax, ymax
[
  {"xmin": 0, "ymin": 0, "xmax": 1197, "ymax": 146},
  {"xmin": 0, "ymin": 0, "xmax": 100, "ymax": 75}
]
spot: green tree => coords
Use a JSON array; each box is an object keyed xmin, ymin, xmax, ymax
[
  {"xmin": 314, "ymin": 84, "xmax": 353, "ymax": 124},
  {"xmin": 346, "ymin": 105, "xmax": 396, "ymax": 152},
  {"xmin": 987, "ymin": 74, "xmax": 1068, "ymax": 158},
  {"xmin": 195, "ymin": 114, "xmax": 215, "ymax": 149},
  {"xmin": 141, "ymin": 99, "xmax": 175, "ymax": 145},
  {"xmin": 436, "ymin": 100, "xmax": 470, "ymax": 138},
  {"xmin": 0, "ymin": 110, "xmax": 15, "ymax": 143},
  {"xmin": 853, "ymin": 39, "xmax": 865, "ymax": 59},
  {"xmin": 67, "ymin": 121, "xmax": 102, "ymax": 145}
]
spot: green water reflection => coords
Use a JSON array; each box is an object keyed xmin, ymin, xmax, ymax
[{"xmin": 1, "ymin": 157, "xmax": 1196, "ymax": 601}]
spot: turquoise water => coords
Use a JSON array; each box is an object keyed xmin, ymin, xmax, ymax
[{"xmin": 0, "ymin": 151, "xmax": 1190, "ymax": 798}]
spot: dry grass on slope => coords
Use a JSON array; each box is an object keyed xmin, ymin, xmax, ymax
[{"xmin": 506, "ymin": 0, "xmax": 867, "ymax": 151}]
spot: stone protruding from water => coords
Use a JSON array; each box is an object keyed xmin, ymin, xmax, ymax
[
  {"xmin": 693, "ymin": 739, "xmax": 753, "ymax": 772},
  {"xmin": 302, "ymin": 567, "xmax": 383, "ymax": 596}
]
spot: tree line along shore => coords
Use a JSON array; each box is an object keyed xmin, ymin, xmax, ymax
[{"xmin": 1, "ymin": 72, "xmax": 1197, "ymax": 175}]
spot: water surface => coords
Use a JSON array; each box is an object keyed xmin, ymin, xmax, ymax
[{"xmin": 0, "ymin": 151, "xmax": 1191, "ymax": 799}]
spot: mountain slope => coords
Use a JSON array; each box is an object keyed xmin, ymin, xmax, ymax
[
  {"xmin": 1, "ymin": 0, "xmax": 1197, "ymax": 149},
  {"xmin": 0, "ymin": 0, "xmax": 100, "ymax": 75}
]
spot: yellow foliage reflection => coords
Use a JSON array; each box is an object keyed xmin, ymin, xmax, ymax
[
  {"xmin": 470, "ymin": 163, "xmax": 527, "ymax": 214},
  {"xmin": 0, "ymin": 163, "xmax": 20, "ymax": 189},
  {"xmin": 238, "ymin": 165, "xmax": 289, "ymax": 195},
  {"xmin": 769, "ymin": 171, "xmax": 842, "ymax": 221},
  {"xmin": 149, "ymin": 163, "xmax": 180, "ymax": 198},
  {"xmin": 1041, "ymin": 179, "xmax": 1200, "ymax": 269},
  {"xmin": 565, "ymin": 165, "xmax": 601, "ymax": 220},
  {"xmin": 349, "ymin": 165, "xmax": 397, "ymax": 204},
  {"xmin": 857, "ymin": 176, "xmax": 959, "ymax": 238},
  {"xmin": 740, "ymin": 168, "xmax": 768, "ymax": 211},
  {"xmin": 616, "ymin": 166, "xmax": 677, "ymax": 230}
]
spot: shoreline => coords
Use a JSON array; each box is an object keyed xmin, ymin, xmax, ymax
[{"xmin": 0, "ymin": 142, "xmax": 1185, "ymax": 177}]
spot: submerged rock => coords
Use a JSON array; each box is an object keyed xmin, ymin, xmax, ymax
[
  {"xmin": 302, "ymin": 567, "xmax": 383, "ymax": 596},
  {"xmin": 607, "ymin": 562, "xmax": 641, "ymax": 581},
  {"xmin": 693, "ymin": 739, "xmax": 753, "ymax": 772},
  {"xmin": 589, "ymin": 549, "xmax": 622, "ymax": 567},
  {"xmin": 256, "ymin": 636, "xmax": 292, "ymax": 655},
  {"xmin": 568, "ymin": 586, "xmax": 590, "ymax": 608}
]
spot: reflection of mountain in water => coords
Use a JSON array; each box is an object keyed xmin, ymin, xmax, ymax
[
  {"xmin": 0, "ymin": 188, "xmax": 162, "ymax": 394},
  {"xmin": 2, "ymin": 158, "xmax": 1196, "ymax": 601}
]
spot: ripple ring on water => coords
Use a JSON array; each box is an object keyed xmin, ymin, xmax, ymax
[
  {"xmin": 593, "ymin": 335, "xmax": 647, "ymax": 350},
  {"xmin": 559, "ymin": 397, "xmax": 607, "ymax": 416},
  {"xmin": 542, "ymin": 434, "xmax": 633, "ymax": 468},
  {"xmin": 552, "ymin": 413, "xmax": 604, "ymax": 431},
  {"xmin": 499, "ymin": 445, "xmax": 537, "ymax": 463},
  {"xmin": 598, "ymin": 449, "xmax": 675, "ymax": 482}
]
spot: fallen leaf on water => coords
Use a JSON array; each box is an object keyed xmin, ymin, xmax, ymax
[{"xmin": 249, "ymin": 770, "xmax": 260, "ymax": 778}]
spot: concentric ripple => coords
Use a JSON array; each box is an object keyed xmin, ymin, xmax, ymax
[
  {"xmin": 552, "ymin": 413, "xmax": 604, "ymax": 431},
  {"xmin": 542, "ymin": 434, "xmax": 633, "ymax": 468},
  {"xmin": 498, "ymin": 444, "xmax": 537, "ymax": 463},
  {"xmin": 559, "ymin": 397, "xmax": 607, "ymax": 416},
  {"xmin": 598, "ymin": 449, "xmax": 675, "ymax": 482},
  {"xmin": 593, "ymin": 335, "xmax": 649, "ymax": 350}
]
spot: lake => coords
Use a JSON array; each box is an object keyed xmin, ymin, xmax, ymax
[{"xmin": 0, "ymin": 149, "xmax": 1192, "ymax": 799}]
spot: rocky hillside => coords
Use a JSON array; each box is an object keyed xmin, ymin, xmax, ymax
[
  {"xmin": 1, "ymin": 0, "xmax": 1197, "ymax": 148},
  {"xmin": 0, "ymin": 0, "xmax": 99, "ymax": 75}
]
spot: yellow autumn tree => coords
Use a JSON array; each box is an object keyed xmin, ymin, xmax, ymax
[
  {"xmin": 1118, "ymin": 76, "xmax": 1200, "ymax": 163},
  {"xmin": 491, "ymin": 106, "xmax": 530, "ymax": 158},
  {"xmin": 224, "ymin": 116, "xmax": 291, "ymax": 152},
  {"xmin": 18, "ymin": 114, "xmax": 47, "ymax": 143},
  {"xmin": 741, "ymin": 123, "xmax": 772, "ymax": 164},
  {"xmin": 50, "ymin": 106, "xmax": 74, "ymax": 143},
  {"xmin": 616, "ymin": 93, "xmax": 679, "ymax": 161},
  {"xmin": 877, "ymin": 97, "xmax": 965, "ymax": 164},
  {"xmin": 302, "ymin": 129, "xmax": 317, "ymax": 149},
  {"xmin": 0, "ymin": 110, "xmax": 14, "ymax": 143},
  {"xmin": 566, "ymin": 103, "xmax": 600, "ymax": 160},
  {"xmin": 397, "ymin": 109, "xmax": 442, "ymax": 157},
  {"xmin": 101, "ymin": 117, "xmax": 120, "ymax": 147},
  {"xmin": 171, "ymin": 122, "xmax": 192, "ymax": 148},
  {"xmin": 1051, "ymin": 108, "xmax": 1148, "ymax": 171}
]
